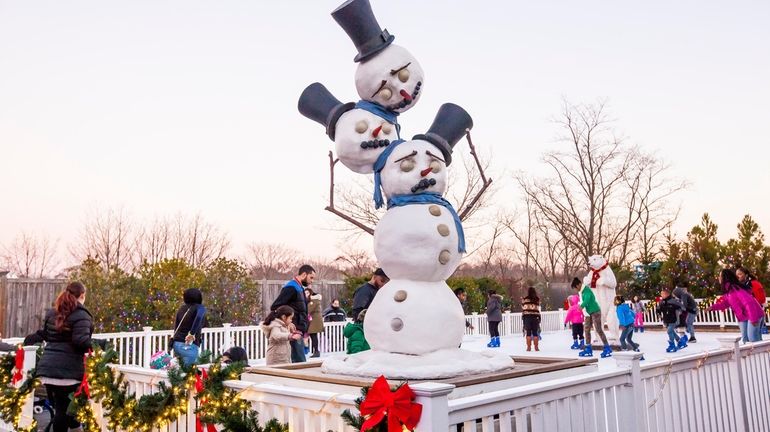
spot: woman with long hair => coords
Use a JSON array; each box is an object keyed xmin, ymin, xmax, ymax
[
  {"xmin": 709, "ymin": 269, "xmax": 764, "ymax": 343},
  {"xmin": 522, "ymin": 287, "xmax": 541, "ymax": 351},
  {"xmin": 737, "ymin": 266, "xmax": 767, "ymax": 338},
  {"xmin": 171, "ymin": 288, "xmax": 209, "ymax": 366},
  {"xmin": 35, "ymin": 282, "xmax": 104, "ymax": 432},
  {"xmin": 305, "ymin": 287, "xmax": 324, "ymax": 358}
]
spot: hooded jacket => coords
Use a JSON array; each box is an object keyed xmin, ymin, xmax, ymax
[
  {"xmin": 36, "ymin": 305, "xmax": 106, "ymax": 380},
  {"xmin": 658, "ymin": 295, "xmax": 683, "ymax": 325},
  {"xmin": 486, "ymin": 294, "xmax": 503, "ymax": 322},
  {"xmin": 709, "ymin": 284, "xmax": 764, "ymax": 322},
  {"xmin": 307, "ymin": 294, "xmax": 324, "ymax": 334},
  {"xmin": 564, "ymin": 295, "xmax": 584, "ymax": 324},
  {"xmin": 322, "ymin": 305, "xmax": 347, "ymax": 322},
  {"xmin": 616, "ymin": 303, "xmax": 636, "ymax": 327},
  {"xmin": 344, "ymin": 322, "xmax": 370, "ymax": 354},
  {"xmin": 261, "ymin": 319, "xmax": 293, "ymax": 365},
  {"xmin": 672, "ymin": 287, "xmax": 699, "ymax": 314}
]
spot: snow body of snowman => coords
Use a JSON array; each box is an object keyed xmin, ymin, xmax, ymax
[{"xmin": 582, "ymin": 255, "xmax": 619, "ymax": 343}]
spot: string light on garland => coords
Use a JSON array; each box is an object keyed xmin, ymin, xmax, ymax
[{"xmin": 0, "ymin": 347, "xmax": 39, "ymax": 432}]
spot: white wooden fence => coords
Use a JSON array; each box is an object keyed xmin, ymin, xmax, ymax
[{"xmin": 4, "ymin": 337, "xmax": 768, "ymax": 431}]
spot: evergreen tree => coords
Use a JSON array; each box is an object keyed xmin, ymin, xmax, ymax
[{"xmin": 722, "ymin": 215, "xmax": 770, "ymax": 286}]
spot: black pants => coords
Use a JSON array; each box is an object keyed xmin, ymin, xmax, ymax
[
  {"xmin": 523, "ymin": 316, "xmax": 540, "ymax": 337},
  {"xmin": 572, "ymin": 323, "xmax": 585, "ymax": 340},
  {"xmin": 309, "ymin": 333, "xmax": 319, "ymax": 354},
  {"xmin": 45, "ymin": 384, "xmax": 81, "ymax": 432},
  {"xmin": 489, "ymin": 321, "xmax": 500, "ymax": 337}
]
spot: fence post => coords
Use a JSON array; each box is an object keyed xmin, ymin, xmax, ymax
[
  {"xmin": 719, "ymin": 311, "xmax": 726, "ymax": 329},
  {"xmin": 471, "ymin": 313, "xmax": 478, "ymax": 335},
  {"xmin": 223, "ymin": 323, "xmax": 232, "ymax": 351},
  {"xmin": 718, "ymin": 336, "xmax": 748, "ymax": 432},
  {"xmin": 614, "ymin": 351, "xmax": 648, "ymax": 432},
  {"xmin": 142, "ymin": 326, "xmax": 153, "ymax": 368},
  {"xmin": 411, "ymin": 382, "xmax": 454, "ymax": 432},
  {"xmin": 18, "ymin": 345, "xmax": 38, "ymax": 428}
]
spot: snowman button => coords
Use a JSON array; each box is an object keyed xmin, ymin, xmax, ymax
[
  {"xmin": 391, "ymin": 318, "xmax": 404, "ymax": 331},
  {"xmin": 394, "ymin": 290, "xmax": 407, "ymax": 302},
  {"xmin": 429, "ymin": 205, "xmax": 442, "ymax": 216},
  {"xmin": 437, "ymin": 224, "xmax": 450, "ymax": 237},
  {"xmin": 439, "ymin": 250, "xmax": 451, "ymax": 265}
]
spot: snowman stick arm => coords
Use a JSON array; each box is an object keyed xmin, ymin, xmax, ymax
[
  {"xmin": 324, "ymin": 151, "xmax": 375, "ymax": 236},
  {"xmin": 458, "ymin": 131, "xmax": 494, "ymax": 221}
]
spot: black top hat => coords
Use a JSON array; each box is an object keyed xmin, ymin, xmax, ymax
[
  {"xmin": 298, "ymin": 83, "xmax": 355, "ymax": 141},
  {"xmin": 332, "ymin": 0, "xmax": 395, "ymax": 63},
  {"xmin": 412, "ymin": 103, "xmax": 473, "ymax": 166}
]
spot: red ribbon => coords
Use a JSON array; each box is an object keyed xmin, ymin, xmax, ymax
[
  {"xmin": 195, "ymin": 369, "xmax": 217, "ymax": 432},
  {"xmin": 11, "ymin": 346, "xmax": 24, "ymax": 385},
  {"xmin": 74, "ymin": 350, "xmax": 92, "ymax": 399},
  {"xmin": 590, "ymin": 263, "xmax": 609, "ymax": 288},
  {"xmin": 360, "ymin": 376, "xmax": 423, "ymax": 432}
]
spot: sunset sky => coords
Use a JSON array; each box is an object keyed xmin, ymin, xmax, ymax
[{"xmin": 2, "ymin": 0, "xmax": 769, "ymax": 266}]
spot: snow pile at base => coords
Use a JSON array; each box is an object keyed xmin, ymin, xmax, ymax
[{"xmin": 321, "ymin": 348, "xmax": 514, "ymax": 379}]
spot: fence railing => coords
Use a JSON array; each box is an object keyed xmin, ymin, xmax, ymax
[{"xmin": 5, "ymin": 337, "xmax": 767, "ymax": 431}]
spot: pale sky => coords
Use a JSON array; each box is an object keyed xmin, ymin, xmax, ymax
[{"xmin": 1, "ymin": 1, "xmax": 769, "ymax": 264}]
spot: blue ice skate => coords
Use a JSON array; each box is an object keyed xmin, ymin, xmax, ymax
[
  {"xmin": 666, "ymin": 341, "xmax": 678, "ymax": 353},
  {"xmin": 600, "ymin": 345, "xmax": 613, "ymax": 358},
  {"xmin": 570, "ymin": 340, "xmax": 581, "ymax": 350},
  {"xmin": 677, "ymin": 335, "xmax": 688, "ymax": 349},
  {"xmin": 578, "ymin": 346, "xmax": 593, "ymax": 357}
]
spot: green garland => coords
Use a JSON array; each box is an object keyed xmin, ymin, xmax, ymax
[
  {"xmin": 0, "ymin": 349, "xmax": 39, "ymax": 432},
  {"xmin": 341, "ymin": 382, "xmax": 410, "ymax": 432},
  {"xmin": 2, "ymin": 344, "xmax": 287, "ymax": 432}
]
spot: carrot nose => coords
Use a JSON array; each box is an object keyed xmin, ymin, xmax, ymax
[
  {"xmin": 420, "ymin": 167, "xmax": 432, "ymax": 177},
  {"xmin": 372, "ymin": 125, "xmax": 382, "ymax": 137},
  {"xmin": 400, "ymin": 89, "xmax": 412, "ymax": 101}
]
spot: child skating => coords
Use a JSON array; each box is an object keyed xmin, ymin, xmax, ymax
[
  {"xmin": 575, "ymin": 283, "xmax": 612, "ymax": 358},
  {"xmin": 658, "ymin": 288, "xmax": 687, "ymax": 352},
  {"xmin": 565, "ymin": 278, "xmax": 585, "ymax": 350},
  {"xmin": 632, "ymin": 295, "xmax": 645, "ymax": 332},
  {"xmin": 615, "ymin": 296, "xmax": 640, "ymax": 352}
]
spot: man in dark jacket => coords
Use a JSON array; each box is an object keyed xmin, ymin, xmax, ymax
[
  {"xmin": 271, "ymin": 264, "xmax": 315, "ymax": 362},
  {"xmin": 351, "ymin": 268, "xmax": 389, "ymax": 322},
  {"xmin": 322, "ymin": 298, "xmax": 347, "ymax": 322},
  {"xmin": 673, "ymin": 286, "xmax": 699, "ymax": 343}
]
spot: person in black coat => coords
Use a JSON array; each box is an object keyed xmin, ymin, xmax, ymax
[
  {"xmin": 172, "ymin": 288, "xmax": 209, "ymax": 366},
  {"xmin": 270, "ymin": 264, "xmax": 316, "ymax": 363},
  {"xmin": 351, "ymin": 268, "xmax": 389, "ymax": 322},
  {"xmin": 35, "ymin": 281, "xmax": 105, "ymax": 432},
  {"xmin": 322, "ymin": 298, "xmax": 348, "ymax": 322}
]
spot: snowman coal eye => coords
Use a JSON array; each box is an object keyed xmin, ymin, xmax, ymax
[
  {"xmin": 381, "ymin": 122, "xmax": 393, "ymax": 134},
  {"xmin": 400, "ymin": 159, "xmax": 416, "ymax": 172},
  {"xmin": 429, "ymin": 160, "xmax": 442, "ymax": 173},
  {"xmin": 355, "ymin": 120, "xmax": 369, "ymax": 134},
  {"xmin": 397, "ymin": 69, "xmax": 410, "ymax": 83}
]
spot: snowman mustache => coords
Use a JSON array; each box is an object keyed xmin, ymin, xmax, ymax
[
  {"xmin": 387, "ymin": 81, "xmax": 422, "ymax": 110},
  {"xmin": 360, "ymin": 139, "xmax": 390, "ymax": 149},
  {"xmin": 411, "ymin": 177, "xmax": 437, "ymax": 193}
]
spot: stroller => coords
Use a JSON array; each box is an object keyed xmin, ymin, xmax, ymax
[{"xmin": 32, "ymin": 386, "xmax": 54, "ymax": 432}]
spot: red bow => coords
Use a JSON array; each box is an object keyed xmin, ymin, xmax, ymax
[
  {"xmin": 11, "ymin": 346, "xmax": 24, "ymax": 385},
  {"xmin": 590, "ymin": 263, "xmax": 609, "ymax": 288},
  {"xmin": 360, "ymin": 376, "xmax": 423, "ymax": 432},
  {"xmin": 74, "ymin": 350, "xmax": 92, "ymax": 399},
  {"xmin": 195, "ymin": 369, "xmax": 217, "ymax": 432}
]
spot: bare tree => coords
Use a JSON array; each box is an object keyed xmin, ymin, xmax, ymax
[
  {"xmin": 334, "ymin": 246, "xmax": 375, "ymax": 277},
  {"xmin": 179, "ymin": 214, "xmax": 230, "ymax": 268},
  {"xmin": 70, "ymin": 207, "xmax": 134, "ymax": 272},
  {"xmin": 2, "ymin": 232, "xmax": 59, "ymax": 278},
  {"xmin": 246, "ymin": 243, "xmax": 299, "ymax": 280}
]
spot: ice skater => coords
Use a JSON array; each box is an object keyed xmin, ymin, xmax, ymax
[
  {"xmin": 615, "ymin": 296, "xmax": 640, "ymax": 352},
  {"xmin": 575, "ymin": 283, "xmax": 612, "ymax": 358},
  {"xmin": 658, "ymin": 288, "xmax": 686, "ymax": 352},
  {"xmin": 565, "ymin": 278, "xmax": 585, "ymax": 350},
  {"xmin": 631, "ymin": 295, "xmax": 645, "ymax": 332}
]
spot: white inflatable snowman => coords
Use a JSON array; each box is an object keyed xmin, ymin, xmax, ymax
[
  {"xmin": 298, "ymin": 83, "xmax": 399, "ymax": 173},
  {"xmin": 582, "ymin": 255, "xmax": 619, "ymax": 343}
]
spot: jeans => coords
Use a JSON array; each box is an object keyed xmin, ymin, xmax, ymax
[
  {"xmin": 45, "ymin": 384, "xmax": 81, "ymax": 432},
  {"xmin": 290, "ymin": 339, "xmax": 306, "ymax": 362},
  {"xmin": 739, "ymin": 320, "xmax": 762, "ymax": 343},
  {"xmin": 666, "ymin": 323, "xmax": 680, "ymax": 343},
  {"xmin": 686, "ymin": 311, "xmax": 696, "ymax": 338},
  {"xmin": 173, "ymin": 341, "xmax": 199, "ymax": 366},
  {"xmin": 619, "ymin": 326, "xmax": 639, "ymax": 350},
  {"xmin": 489, "ymin": 321, "xmax": 500, "ymax": 338}
]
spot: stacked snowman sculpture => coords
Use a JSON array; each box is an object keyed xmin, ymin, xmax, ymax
[{"xmin": 298, "ymin": 0, "xmax": 513, "ymax": 378}]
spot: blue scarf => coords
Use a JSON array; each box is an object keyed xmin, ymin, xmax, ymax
[
  {"xmin": 387, "ymin": 192, "xmax": 466, "ymax": 253},
  {"xmin": 355, "ymin": 100, "xmax": 401, "ymax": 139},
  {"xmin": 372, "ymin": 139, "xmax": 406, "ymax": 209}
]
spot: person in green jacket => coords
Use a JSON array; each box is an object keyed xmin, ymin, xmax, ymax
[
  {"xmin": 576, "ymin": 283, "xmax": 612, "ymax": 358},
  {"xmin": 344, "ymin": 309, "xmax": 370, "ymax": 354}
]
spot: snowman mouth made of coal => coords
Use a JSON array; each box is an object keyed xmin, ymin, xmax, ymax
[
  {"xmin": 382, "ymin": 81, "xmax": 421, "ymax": 111},
  {"xmin": 359, "ymin": 138, "xmax": 391, "ymax": 149},
  {"xmin": 410, "ymin": 176, "xmax": 437, "ymax": 193}
]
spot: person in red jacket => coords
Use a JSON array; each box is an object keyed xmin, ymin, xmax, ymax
[{"xmin": 737, "ymin": 267, "xmax": 767, "ymax": 336}]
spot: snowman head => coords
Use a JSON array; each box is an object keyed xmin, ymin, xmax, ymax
[
  {"xmin": 588, "ymin": 255, "xmax": 608, "ymax": 270},
  {"xmin": 334, "ymin": 108, "xmax": 398, "ymax": 173},
  {"xmin": 355, "ymin": 45, "xmax": 424, "ymax": 113},
  {"xmin": 379, "ymin": 139, "xmax": 449, "ymax": 198}
]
